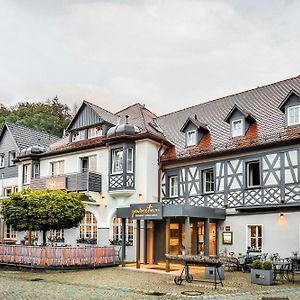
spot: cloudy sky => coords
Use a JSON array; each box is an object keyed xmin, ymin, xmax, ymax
[{"xmin": 0, "ymin": 0, "xmax": 299, "ymax": 115}]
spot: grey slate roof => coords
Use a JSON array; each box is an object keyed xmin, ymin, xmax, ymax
[
  {"xmin": 155, "ymin": 75, "xmax": 300, "ymax": 156},
  {"xmin": 3, "ymin": 121, "xmax": 60, "ymax": 151}
]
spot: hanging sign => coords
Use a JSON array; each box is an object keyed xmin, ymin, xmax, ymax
[{"xmin": 130, "ymin": 203, "xmax": 163, "ymax": 220}]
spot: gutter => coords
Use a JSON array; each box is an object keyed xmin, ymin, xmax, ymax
[{"xmin": 157, "ymin": 141, "xmax": 164, "ymax": 202}]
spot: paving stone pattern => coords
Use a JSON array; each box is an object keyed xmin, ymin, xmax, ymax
[{"xmin": 0, "ymin": 267, "xmax": 300, "ymax": 299}]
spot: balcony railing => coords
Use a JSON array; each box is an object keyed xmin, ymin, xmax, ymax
[{"xmin": 30, "ymin": 171, "xmax": 101, "ymax": 193}]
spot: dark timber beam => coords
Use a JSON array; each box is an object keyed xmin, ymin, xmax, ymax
[
  {"xmin": 165, "ymin": 218, "xmax": 170, "ymax": 272},
  {"xmin": 204, "ymin": 218, "xmax": 210, "ymax": 256},
  {"xmin": 136, "ymin": 220, "xmax": 140, "ymax": 269},
  {"xmin": 121, "ymin": 218, "xmax": 126, "ymax": 267}
]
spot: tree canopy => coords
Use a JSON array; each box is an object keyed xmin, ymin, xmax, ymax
[
  {"xmin": 0, "ymin": 96, "xmax": 73, "ymax": 137},
  {"xmin": 1, "ymin": 189, "xmax": 86, "ymax": 245}
]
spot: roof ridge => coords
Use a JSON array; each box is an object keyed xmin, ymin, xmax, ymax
[
  {"xmin": 116, "ymin": 102, "xmax": 141, "ymax": 114},
  {"xmin": 84, "ymin": 100, "xmax": 117, "ymax": 117},
  {"xmin": 4, "ymin": 121, "xmax": 60, "ymax": 139},
  {"xmin": 156, "ymin": 74, "xmax": 300, "ymax": 119}
]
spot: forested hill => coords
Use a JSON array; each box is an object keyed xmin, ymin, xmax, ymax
[{"xmin": 0, "ymin": 97, "xmax": 73, "ymax": 137}]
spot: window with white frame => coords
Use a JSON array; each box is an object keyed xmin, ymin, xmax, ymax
[
  {"xmin": 127, "ymin": 148, "xmax": 134, "ymax": 173},
  {"xmin": 231, "ymin": 119, "xmax": 243, "ymax": 137},
  {"xmin": 4, "ymin": 187, "xmax": 12, "ymax": 197},
  {"xmin": 51, "ymin": 160, "xmax": 65, "ymax": 176},
  {"xmin": 246, "ymin": 160, "xmax": 260, "ymax": 188},
  {"xmin": 33, "ymin": 163, "xmax": 40, "ymax": 179},
  {"xmin": 112, "ymin": 217, "xmax": 134, "ymax": 246},
  {"xmin": 13, "ymin": 186, "xmax": 18, "ymax": 193},
  {"xmin": 247, "ymin": 225, "xmax": 262, "ymax": 251},
  {"xmin": 169, "ymin": 175, "xmax": 178, "ymax": 197},
  {"xmin": 0, "ymin": 153, "xmax": 4, "ymax": 168},
  {"xmin": 81, "ymin": 155, "xmax": 97, "ymax": 173},
  {"xmin": 49, "ymin": 229, "xmax": 65, "ymax": 242},
  {"xmin": 79, "ymin": 211, "xmax": 97, "ymax": 240},
  {"xmin": 111, "ymin": 148, "xmax": 123, "ymax": 174},
  {"xmin": 23, "ymin": 164, "xmax": 31, "ymax": 184},
  {"xmin": 186, "ymin": 130, "xmax": 196, "ymax": 147},
  {"xmin": 5, "ymin": 224, "xmax": 16, "ymax": 239},
  {"xmin": 8, "ymin": 151, "xmax": 16, "ymax": 166},
  {"xmin": 202, "ymin": 168, "xmax": 214, "ymax": 193},
  {"xmin": 71, "ymin": 130, "xmax": 85, "ymax": 142},
  {"xmin": 88, "ymin": 126, "xmax": 103, "ymax": 139},
  {"xmin": 287, "ymin": 105, "xmax": 300, "ymax": 126}
]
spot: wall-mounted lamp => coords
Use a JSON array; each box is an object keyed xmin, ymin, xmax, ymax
[
  {"xmin": 138, "ymin": 193, "xmax": 143, "ymax": 202},
  {"xmin": 101, "ymin": 195, "xmax": 107, "ymax": 207},
  {"xmin": 280, "ymin": 213, "xmax": 284, "ymax": 219}
]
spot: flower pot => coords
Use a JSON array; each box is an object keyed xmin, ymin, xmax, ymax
[{"xmin": 251, "ymin": 269, "xmax": 273, "ymax": 285}]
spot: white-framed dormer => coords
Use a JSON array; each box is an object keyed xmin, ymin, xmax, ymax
[
  {"xmin": 279, "ymin": 89, "xmax": 300, "ymax": 128},
  {"xmin": 287, "ymin": 105, "xmax": 300, "ymax": 127},
  {"xmin": 186, "ymin": 130, "xmax": 196, "ymax": 147},
  {"xmin": 224, "ymin": 105, "xmax": 255, "ymax": 138},
  {"xmin": 231, "ymin": 118, "xmax": 244, "ymax": 138}
]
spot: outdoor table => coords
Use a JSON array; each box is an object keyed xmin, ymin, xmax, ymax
[{"xmin": 272, "ymin": 261, "xmax": 294, "ymax": 283}]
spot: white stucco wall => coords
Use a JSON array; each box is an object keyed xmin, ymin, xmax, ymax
[{"xmin": 219, "ymin": 211, "xmax": 300, "ymax": 258}]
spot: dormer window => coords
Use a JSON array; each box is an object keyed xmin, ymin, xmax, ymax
[
  {"xmin": 186, "ymin": 130, "xmax": 196, "ymax": 147},
  {"xmin": 287, "ymin": 105, "xmax": 300, "ymax": 126},
  {"xmin": 71, "ymin": 130, "xmax": 85, "ymax": 142},
  {"xmin": 231, "ymin": 119, "xmax": 243, "ymax": 137},
  {"xmin": 88, "ymin": 126, "xmax": 103, "ymax": 139}
]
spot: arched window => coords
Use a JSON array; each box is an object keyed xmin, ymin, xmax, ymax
[
  {"xmin": 112, "ymin": 217, "xmax": 133, "ymax": 246},
  {"xmin": 80, "ymin": 211, "xmax": 97, "ymax": 242}
]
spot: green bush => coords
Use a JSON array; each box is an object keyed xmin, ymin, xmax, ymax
[
  {"xmin": 262, "ymin": 261, "xmax": 272, "ymax": 270},
  {"xmin": 252, "ymin": 259, "xmax": 262, "ymax": 269}
]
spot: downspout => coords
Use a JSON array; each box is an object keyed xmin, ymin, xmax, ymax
[{"xmin": 157, "ymin": 142, "xmax": 164, "ymax": 202}]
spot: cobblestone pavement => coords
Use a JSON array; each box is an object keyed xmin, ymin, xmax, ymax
[{"xmin": 0, "ymin": 267, "xmax": 300, "ymax": 299}]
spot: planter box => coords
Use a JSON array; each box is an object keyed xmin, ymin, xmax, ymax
[
  {"xmin": 251, "ymin": 269, "xmax": 273, "ymax": 285},
  {"xmin": 205, "ymin": 266, "xmax": 225, "ymax": 280}
]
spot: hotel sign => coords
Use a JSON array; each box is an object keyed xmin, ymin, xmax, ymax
[
  {"xmin": 45, "ymin": 177, "xmax": 66, "ymax": 190},
  {"xmin": 130, "ymin": 203, "xmax": 163, "ymax": 220}
]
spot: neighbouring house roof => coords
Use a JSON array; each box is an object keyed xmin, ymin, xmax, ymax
[
  {"xmin": 156, "ymin": 75, "xmax": 300, "ymax": 161},
  {"xmin": 0, "ymin": 121, "xmax": 60, "ymax": 151}
]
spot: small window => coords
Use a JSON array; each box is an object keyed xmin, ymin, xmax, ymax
[
  {"xmin": 5, "ymin": 224, "xmax": 16, "ymax": 240},
  {"xmin": 127, "ymin": 148, "xmax": 134, "ymax": 173},
  {"xmin": 71, "ymin": 130, "xmax": 85, "ymax": 142},
  {"xmin": 246, "ymin": 160, "xmax": 260, "ymax": 188},
  {"xmin": 0, "ymin": 154, "xmax": 4, "ymax": 168},
  {"xmin": 13, "ymin": 186, "xmax": 18, "ymax": 193},
  {"xmin": 111, "ymin": 148, "xmax": 123, "ymax": 174},
  {"xmin": 186, "ymin": 130, "xmax": 196, "ymax": 147},
  {"xmin": 88, "ymin": 126, "xmax": 103, "ymax": 139},
  {"xmin": 51, "ymin": 161, "xmax": 65, "ymax": 176},
  {"xmin": 8, "ymin": 151, "xmax": 16, "ymax": 166},
  {"xmin": 49, "ymin": 229, "xmax": 65, "ymax": 243},
  {"xmin": 169, "ymin": 175, "xmax": 178, "ymax": 197},
  {"xmin": 231, "ymin": 119, "xmax": 243, "ymax": 137},
  {"xmin": 4, "ymin": 187, "xmax": 12, "ymax": 197},
  {"xmin": 33, "ymin": 164, "xmax": 40, "ymax": 179},
  {"xmin": 23, "ymin": 164, "xmax": 31, "ymax": 184},
  {"xmin": 79, "ymin": 211, "xmax": 97, "ymax": 241},
  {"xmin": 287, "ymin": 105, "xmax": 300, "ymax": 126},
  {"xmin": 81, "ymin": 155, "xmax": 97, "ymax": 173},
  {"xmin": 247, "ymin": 225, "xmax": 262, "ymax": 251},
  {"xmin": 202, "ymin": 168, "xmax": 214, "ymax": 194},
  {"xmin": 112, "ymin": 217, "xmax": 134, "ymax": 245}
]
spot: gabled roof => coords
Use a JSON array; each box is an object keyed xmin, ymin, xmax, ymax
[
  {"xmin": 0, "ymin": 121, "xmax": 60, "ymax": 151},
  {"xmin": 117, "ymin": 103, "xmax": 166, "ymax": 139},
  {"xmin": 224, "ymin": 104, "xmax": 255, "ymax": 123},
  {"xmin": 278, "ymin": 89, "xmax": 300, "ymax": 112},
  {"xmin": 66, "ymin": 100, "xmax": 118, "ymax": 131},
  {"xmin": 156, "ymin": 74, "xmax": 300, "ymax": 160},
  {"xmin": 180, "ymin": 116, "xmax": 209, "ymax": 133}
]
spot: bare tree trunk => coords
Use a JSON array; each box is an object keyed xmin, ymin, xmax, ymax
[
  {"xmin": 28, "ymin": 229, "xmax": 32, "ymax": 246},
  {"xmin": 42, "ymin": 230, "xmax": 47, "ymax": 246}
]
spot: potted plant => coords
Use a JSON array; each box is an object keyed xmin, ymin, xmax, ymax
[{"xmin": 251, "ymin": 259, "xmax": 273, "ymax": 285}]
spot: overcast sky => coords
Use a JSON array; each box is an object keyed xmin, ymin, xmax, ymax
[{"xmin": 0, "ymin": 0, "xmax": 299, "ymax": 115}]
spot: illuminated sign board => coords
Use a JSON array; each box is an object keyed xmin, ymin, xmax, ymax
[{"xmin": 130, "ymin": 203, "xmax": 163, "ymax": 220}]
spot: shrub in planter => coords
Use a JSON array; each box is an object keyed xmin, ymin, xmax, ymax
[{"xmin": 251, "ymin": 260, "xmax": 273, "ymax": 286}]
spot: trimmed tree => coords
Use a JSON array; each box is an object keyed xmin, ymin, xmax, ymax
[{"xmin": 1, "ymin": 189, "xmax": 86, "ymax": 246}]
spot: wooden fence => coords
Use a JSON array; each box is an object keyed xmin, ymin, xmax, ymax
[{"xmin": 0, "ymin": 245, "xmax": 117, "ymax": 267}]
